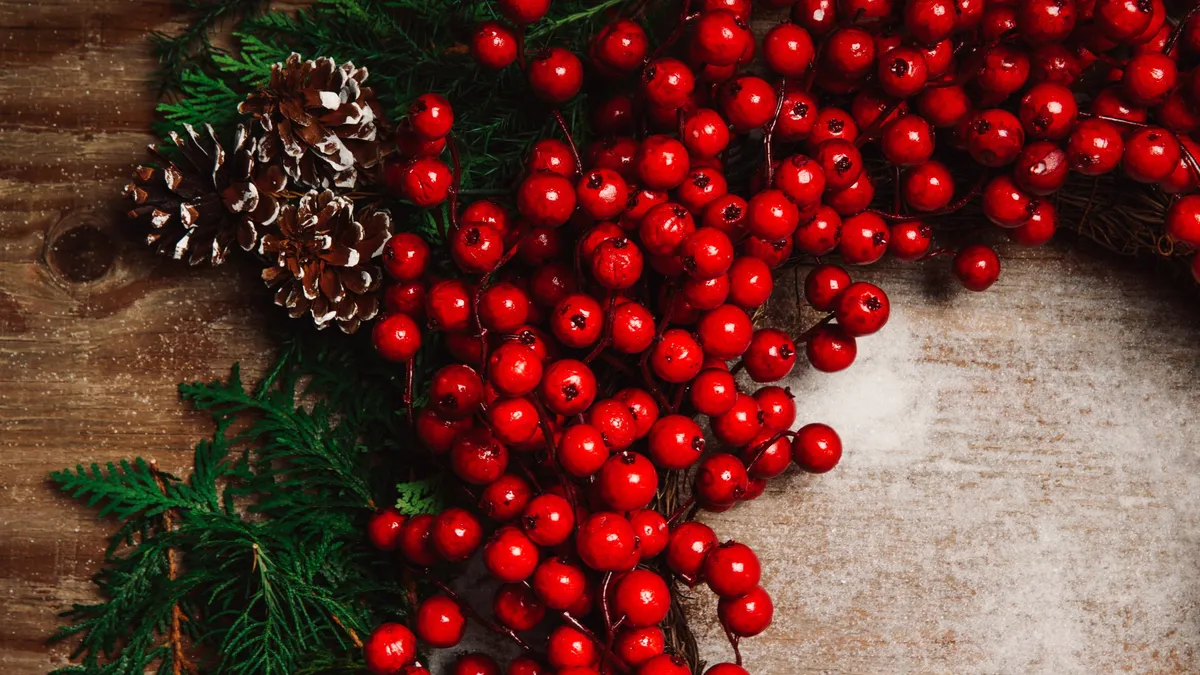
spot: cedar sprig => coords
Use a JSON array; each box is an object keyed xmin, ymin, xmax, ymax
[{"xmin": 49, "ymin": 332, "xmax": 415, "ymax": 675}]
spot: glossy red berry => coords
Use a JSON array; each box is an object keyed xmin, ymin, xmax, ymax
[
  {"xmin": 650, "ymin": 329, "xmax": 704, "ymax": 383},
  {"xmin": 433, "ymin": 507, "xmax": 485, "ymax": 561},
  {"xmin": 398, "ymin": 513, "xmax": 440, "ymax": 566},
  {"xmin": 703, "ymin": 541, "xmax": 762, "ymax": 598},
  {"xmin": 472, "ymin": 22, "xmax": 519, "ymax": 69},
  {"xmin": 747, "ymin": 188, "xmax": 801, "ymax": 241},
  {"xmin": 793, "ymin": 422, "xmax": 843, "ymax": 473},
  {"xmin": 718, "ymin": 586, "xmax": 774, "ymax": 637},
  {"xmin": 695, "ymin": 304, "xmax": 753, "ymax": 360},
  {"xmin": 648, "ymin": 414, "xmax": 706, "ymax": 470},
  {"xmin": 532, "ymin": 557, "xmax": 586, "ymax": 609},
  {"xmin": 615, "ymin": 627, "xmax": 666, "ymax": 667},
  {"xmin": 1014, "ymin": 141, "xmax": 1070, "ymax": 195},
  {"xmin": 609, "ymin": 300, "xmax": 655, "ymax": 354},
  {"xmin": 982, "ymin": 174, "xmax": 1035, "ymax": 228},
  {"xmin": 743, "ymin": 328, "xmax": 798, "ymax": 383},
  {"xmin": 576, "ymin": 168, "xmax": 629, "ymax": 220},
  {"xmin": 1018, "ymin": 83, "xmax": 1079, "ymax": 141},
  {"xmin": 805, "ymin": 325, "xmax": 858, "ymax": 372},
  {"xmin": 558, "ymin": 423, "xmax": 611, "ymax": 478},
  {"xmin": 877, "ymin": 46, "xmax": 928, "ymax": 99},
  {"xmin": 637, "ymin": 654, "xmax": 691, "ymax": 675},
  {"xmin": 881, "ymin": 114, "xmax": 935, "ymax": 167},
  {"xmin": 367, "ymin": 508, "xmax": 407, "ymax": 552},
  {"xmin": 839, "ymin": 212, "xmax": 889, "ymax": 265},
  {"xmin": 680, "ymin": 227, "xmax": 735, "ymax": 281},
  {"xmin": 637, "ymin": 136, "xmax": 691, "ymax": 190},
  {"xmin": 613, "ymin": 569, "xmax": 671, "ymax": 627},
  {"xmin": 402, "ymin": 157, "xmax": 453, "ymax": 207},
  {"xmin": 677, "ymin": 167, "xmax": 729, "ymax": 216},
  {"xmin": 953, "ymin": 244, "xmax": 1002, "ymax": 291},
  {"xmin": 484, "ymin": 526, "xmax": 540, "ymax": 583},
  {"xmin": 888, "ymin": 221, "xmax": 933, "ymax": 261},
  {"xmin": 365, "ymin": 623, "xmax": 417, "ymax": 674},
  {"xmin": 690, "ymin": 368, "xmax": 738, "ymax": 416},
  {"xmin": 916, "ymin": 85, "xmax": 972, "ymax": 129},
  {"xmin": 682, "ymin": 108, "xmax": 732, "ymax": 158},
  {"xmin": 479, "ymin": 473, "xmax": 533, "ymax": 522},
  {"xmin": 416, "ymin": 594, "xmax": 467, "ymax": 648},
  {"xmin": 373, "ymin": 314, "xmax": 422, "ymax": 363},
  {"xmin": 453, "ymin": 653, "xmax": 501, "ymax": 675},
  {"xmin": 711, "ymin": 393, "xmax": 763, "ymax": 447},
  {"xmin": 540, "ymin": 359, "xmax": 597, "ymax": 415},
  {"xmin": 1166, "ymin": 194, "xmax": 1200, "ymax": 246},
  {"xmin": 592, "ymin": 19, "xmax": 649, "ymax": 74},
  {"xmin": 720, "ymin": 76, "xmax": 779, "ymax": 132},
  {"xmin": 835, "ymin": 282, "xmax": 890, "ymax": 337},
  {"xmin": 740, "ymin": 429, "xmax": 793, "ymax": 479},
  {"xmin": 616, "ymin": 388, "xmax": 660, "ymax": 440},
  {"xmin": 550, "ymin": 293, "xmax": 604, "ymax": 349},
  {"xmin": 1065, "ymin": 119, "xmax": 1124, "ymax": 176},
  {"xmin": 815, "ymin": 139, "xmax": 864, "ymax": 191},
  {"xmin": 629, "ymin": 509, "xmax": 669, "ymax": 557},
  {"xmin": 548, "ymin": 625, "xmax": 597, "ymax": 670},
  {"xmin": 528, "ymin": 48, "xmax": 584, "ymax": 104},
  {"xmin": 822, "ymin": 27, "xmax": 876, "ymax": 80},
  {"xmin": 576, "ymin": 512, "xmax": 637, "ymax": 571},
  {"xmin": 451, "ymin": 428, "xmax": 508, "ymax": 485},
  {"xmin": 494, "ymin": 583, "xmax": 545, "ymax": 632},
  {"xmin": 597, "ymin": 451, "xmax": 659, "ymax": 512},
  {"xmin": 905, "ymin": 0, "xmax": 956, "ymax": 43},
  {"xmin": 695, "ymin": 452, "xmax": 750, "ymax": 506},
  {"xmin": 1008, "ymin": 200, "xmax": 1059, "ymax": 247},
  {"xmin": 705, "ymin": 665, "xmax": 750, "ymax": 675},
  {"xmin": 1095, "ymin": 0, "xmax": 1152, "ymax": 42},
  {"xmin": 792, "ymin": 205, "xmax": 842, "ymax": 256},
  {"xmin": 430, "ymin": 364, "xmax": 484, "ymax": 419},
  {"xmin": 764, "ymin": 22, "xmax": 816, "ymax": 77},
  {"xmin": 518, "ymin": 171, "xmax": 577, "ymax": 227},
  {"xmin": 665, "ymin": 521, "xmax": 718, "ymax": 579},
  {"xmin": 755, "ymin": 386, "xmax": 796, "ymax": 431},
  {"xmin": 903, "ymin": 160, "xmax": 955, "ymax": 212},
  {"xmin": 1122, "ymin": 127, "xmax": 1181, "ymax": 183},
  {"xmin": 727, "ymin": 256, "xmax": 774, "ymax": 308},
  {"xmin": 588, "ymin": 398, "xmax": 638, "ymax": 451},
  {"xmin": 520, "ymin": 494, "xmax": 574, "ymax": 549},
  {"xmin": 382, "ymin": 233, "xmax": 430, "ymax": 281},
  {"xmin": 967, "ymin": 109, "xmax": 1026, "ymax": 167},
  {"xmin": 451, "ymin": 224, "xmax": 504, "ymax": 274},
  {"xmin": 408, "ymin": 93, "xmax": 453, "ymax": 141}
]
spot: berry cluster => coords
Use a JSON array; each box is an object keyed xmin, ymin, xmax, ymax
[{"xmin": 363, "ymin": 0, "xmax": 1200, "ymax": 672}]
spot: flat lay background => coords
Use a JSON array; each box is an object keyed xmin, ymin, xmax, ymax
[{"xmin": 1, "ymin": 1, "xmax": 1198, "ymax": 673}]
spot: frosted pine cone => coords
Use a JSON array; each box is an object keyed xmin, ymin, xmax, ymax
[
  {"xmin": 124, "ymin": 124, "xmax": 284, "ymax": 265},
  {"xmin": 240, "ymin": 53, "xmax": 383, "ymax": 190},
  {"xmin": 259, "ymin": 190, "xmax": 391, "ymax": 333}
]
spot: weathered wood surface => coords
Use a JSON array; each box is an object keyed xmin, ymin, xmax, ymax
[{"xmin": 1, "ymin": 2, "xmax": 1199, "ymax": 674}]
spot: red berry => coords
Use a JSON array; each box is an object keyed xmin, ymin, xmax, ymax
[
  {"xmin": 774, "ymin": 154, "xmax": 826, "ymax": 208},
  {"xmin": 451, "ymin": 224, "xmax": 504, "ymax": 274},
  {"xmin": 384, "ymin": 281, "xmax": 426, "ymax": 319},
  {"xmin": 712, "ymin": 393, "xmax": 763, "ymax": 446},
  {"xmin": 430, "ymin": 364, "xmax": 484, "ymax": 419},
  {"xmin": 450, "ymin": 427, "xmax": 509, "ymax": 485},
  {"xmin": 382, "ymin": 233, "xmax": 430, "ymax": 281},
  {"xmin": 637, "ymin": 136, "xmax": 691, "ymax": 190},
  {"xmin": 815, "ymin": 139, "xmax": 864, "ymax": 191},
  {"xmin": 805, "ymin": 325, "xmax": 858, "ymax": 372},
  {"xmin": 1166, "ymin": 194, "xmax": 1200, "ymax": 246},
  {"xmin": 718, "ymin": 586, "xmax": 774, "ymax": 637},
  {"xmin": 484, "ymin": 526, "xmax": 539, "ymax": 583},
  {"xmin": 1018, "ymin": 0, "xmax": 1077, "ymax": 44},
  {"xmin": 676, "ymin": 167, "xmax": 729, "ymax": 214},
  {"xmin": 576, "ymin": 168, "xmax": 629, "ymax": 220},
  {"xmin": 952, "ymin": 244, "xmax": 1002, "ymax": 291},
  {"xmin": 743, "ymin": 328, "xmax": 799, "ymax": 383},
  {"xmin": 1065, "ymin": 119, "xmax": 1125, "ymax": 176},
  {"xmin": 695, "ymin": 452, "xmax": 749, "ymax": 506},
  {"xmin": 522, "ymin": 494, "xmax": 575, "ymax": 548},
  {"xmin": 398, "ymin": 513, "xmax": 440, "ymax": 566},
  {"xmin": 763, "ymin": 22, "xmax": 816, "ymax": 77},
  {"xmin": 479, "ymin": 473, "xmax": 533, "ymax": 521},
  {"xmin": 905, "ymin": 0, "xmax": 956, "ymax": 43},
  {"xmin": 528, "ymin": 48, "xmax": 584, "ymax": 104},
  {"xmin": 597, "ymin": 451, "xmax": 659, "ymax": 511},
  {"xmin": 696, "ymin": 304, "xmax": 753, "ymax": 360},
  {"xmin": 982, "ymin": 174, "xmax": 1036, "ymax": 228},
  {"xmin": 433, "ymin": 507, "xmax": 484, "ymax": 561},
  {"xmin": 408, "ymin": 93, "xmax": 453, "ymax": 141},
  {"xmin": 592, "ymin": 19, "xmax": 649, "ymax": 73},
  {"xmin": 704, "ymin": 541, "xmax": 762, "ymax": 597},
  {"xmin": 777, "ymin": 90, "xmax": 819, "ymax": 142},
  {"xmin": 576, "ymin": 512, "xmax": 637, "ymax": 571},
  {"xmin": 835, "ymin": 282, "xmax": 890, "ymax": 337},
  {"xmin": 532, "ymin": 557, "xmax": 586, "ymax": 609},
  {"xmin": 881, "ymin": 114, "xmax": 935, "ymax": 168},
  {"xmin": 967, "ymin": 109, "xmax": 1026, "ymax": 167},
  {"xmin": 642, "ymin": 57, "xmax": 695, "ymax": 109},
  {"xmin": 665, "ymin": 521, "xmax": 718, "ymax": 579},
  {"xmin": 839, "ymin": 212, "xmax": 889, "ymax": 265},
  {"xmin": 471, "ymin": 22, "xmax": 519, "ymax": 69},
  {"xmin": 705, "ymin": 665, "xmax": 750, "ymax": 675},
  {"xmin": 519, "ymin": 171, "xmax": 577, "ymax": 227},
  {"xmin": 682, "ymin": 108, "xmax": 732, "ymax": 157},
  {"xmin": 877, "ymin": 46, "xmax": 928, "ymax": 99},
  {"xmin": 613, "ymin": 569, "xmax": 671, "ymax": 627},
  {"xmin": 528, "ymin": 139, "xmax": 579, "ymax": 178},
  {"xmin": 976, "ymin": 45, "xmax": 1030, "ymax": 102},
  {"xmin": 1095, "ymin": 0, "xmax": 1152, "ymax": 42},
  {"xmin": 589, "ymin": 398, "xmax": 638, "ymax": 451},
  {"xmin": 727, "ymin": 256, "xmax": 774, "ymax": 308},
  {"xmin": 648, "ymin": 414, "xmax": 706, "ymax": 470},
  {"xmin": 373, "ymin": 314, "xmax": 422, "ymax": 363},
  {"xmin": 888, "ymin": 221, "xmax": 934, "ymax": 261},
  {"xmin": 793, "ymin": 422, "xmax": 843, "ymax": 473},
  {"xmin": 916, "ymin": 85, "xmax": 972, "ymax": 129},
  {"xmin": 402, "ymin": 158, "xmax": 453, "ymax": 207},
  {"xmin": 615, "ymin": 388, "xmax": 660, "ymax": 439},
  {"xmin": 822, "ymin": 27, "xmax": 876, "ymax": 80},
  {"xmin": 1122, "ymin": 126, "xmax": 1181, "ymax": 183},
  {"xmin": 794, "ymin": 0, "xmax": 839, "ymax": 35},
  {"xmin": 494, "ymin": 583, "xmax": 545, "ymax": 632},
  {"xmin": 755, "ymin": 386, "xmax": 796, "ymax": 431},
  {"xmin": 368, "ymin": 508, "xmax": 407, "ymax": 552},
  {"xmin": 650, "ymin": 329, "xmax": 705, "ymax": 383},
  {"xmin": 683, "ymin": 275, "xmax": 731, "ymax": 310},
  {"xmin": 365, "ymin": 623, "xmax": 417, "ymax": 674},
  {"xmin": 740, "ymin": 429, "xmax": 793, "ymax": 479},
  {"xmin": 637, "ymin": 654, "xmax": 691, "ymax": 675},
  {"xmin": 558, "ymin": 423, "xmax": 611, "ymax": 478},
  {"xmin": 615, "ymin": 627, "xmax": 666, "ymax": 667},
  {"xmin": 1018, "ymin": 83, "xmax": 1079, "ymax": 142},
  {"xmin": 903, "ymin": 160, "xmax": 955, "ymax": 212},
  {"xmin": 690, "ymin": 368, "xmax": 739, "ymax": 416},
  {"xmin": 1014, "ymin": 141, "xmax": 1070, "ymax": 195},
  {"xmin": 454, "ymin": 654, "xmax": 501, "ymax": 675},
  {"xmin": 550, "ymin": 293, "xmax": 605, "ymax": 349},
  {"xmin": 1008, "ymin": 200, "xmax": 1059, "ymax": 247},
  {"xmin": 609, "ymin": 300, "xmax": 656, "ymax": 353},
  {"xmin": 792, "ymin": 205, "xmax": 842, "ymax": 256},
  {"xmin": 478, "ymin": 283, "xmax": 529, "ymax": 333},
  {"xmin": 416, "ymin": 594, "xmax": 466, "ymax": 648},
  {"xmin": 499, "ymin": 0, "xmax": 549, "ymax": 24},
  {"xmin": 540, "ymin": 359, "xmax": 597, "ymax": 415},
  {"xmin": 548, "ymin": 625, "xmax": 598, "ymax": 670},
  {"xmin": 748, "ymin": 188, "xmax": 801, "ymax": 240},
  {"xmin": 720, "ymin": 75, "xmax": 779, "ymax": 132},
  {"xmin": 629, "ymin": 509, "xmax": 670, "ymax": 557}
]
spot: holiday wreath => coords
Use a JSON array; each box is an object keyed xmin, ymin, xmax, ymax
[{"xmin": 47, "ymin": 0, "xmax": 1200, "ymax": 674}]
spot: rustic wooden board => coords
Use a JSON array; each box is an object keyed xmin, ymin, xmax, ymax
[{"xmin": 1, "ymin": 2, "xmax": 1198, "ymax": 674}]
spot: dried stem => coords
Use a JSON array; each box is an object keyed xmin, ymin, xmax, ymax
[{"xmin": 149, "ymin": 461, "xmax": 196, "ymax": 675}]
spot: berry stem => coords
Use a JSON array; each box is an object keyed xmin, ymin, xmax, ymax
[
  {"xmin": 1166, "ymin": 2, "xmax": 1200, "ymax": 55},
  {"xmin": 560, "ymin": 611, "xmax": 632, "ymax": 674},
  {"xmin": 530, "ymin": 395, "xmax": 580, "ymax": 517},
  {"xmin": 551, "ymin": 108, "xmax": 584, "ymax": 176},
  {"xmin": 666, "ymin": 496, "xmax": 697, "ymax": 524},
  {"xmin": 855, "ymin": 99, "xmax": 903, "ymax": 149},
  {"xmin": 447, "ymin": 133, "xmax": 463, "ymax": 235},
  {"xmin": 762, "ymin": 77, "xmax": 789, "ymax": 186},
  {"xmin": 149, "ymin": 460, "xmax": 197, "ymax": 675},
  {"xmin": 600, "ymin": 571, "xmax": 617, "ymax": 664},
  {"xmin": 723, "ymin": 623, "xmax": 743, "ymax": 666}
]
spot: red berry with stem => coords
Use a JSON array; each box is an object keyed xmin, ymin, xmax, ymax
[
  {"xmin": 629, "ymin": 509, "xmax": 669, "ymax": 557},
  {"xmin": 881, "ymin": 114, "xmax": 935, "ymax": 168},
  {"xmin": 416, "ymin": 594, "xmax": 467, "ymax": 648},
  {"xmin": 1166, "ymin": 195, "xmax": 1200, "ymax": 246},
  {"xmin": 616, "ymin": 388, "xmax": 659, "ymax": 440},
  {"xmin": 695, "ymin": 452, "xmax": 750, "ymax": 506},
  {"xmin": 704, "ymin": 541, "xmax": 762, "ymax": 598},
  {"xmin": 748, "ymin": 189, "xmax": 801, "ymax": 240},
  {"xmin": 494, "ymin": 583, "xmax": 545, "ymax": 632},
  {"xmin": 953, "ymin": 244, "xmax": 1002, "ymax": 291},
  {"xmin": 1014, "ymin": 141, "xmax": 1070, "ymax": 195},
  {"xmin": 523, "ymin": 494, "xmax": 576, "ymax": 547},
  {"xmin": 471, "ymin": 22, "xmax": 518, "ymax": 69},
  {"xmin": 683, "ymin": 275, "xmax": 731, "ymax": 310},
  {"xmin": 877, "ymin": 46, "xmax": 928, "ymax": 99},
  {"xmin": 983, "ymin": 174, "xmax": 1036, "ymax": 228},
  {"xmin": 373, "ymin": 314, "xmax": 422, "ymax": 363},
  {"xmin": 454, "ymin": 654, "xmax": 501, "ymax": 675},
  {"xmin": 835, "ymin": 282, "xmax": 890, "ymax": 337},
  {"xmin": 558, "ymin": 423, "xmax": 611, "ymax": 478},
  {"xmin": 597, "ymin": 451, "xmax": 659, "ymax": 511},
  {"xmin": 398, "ymin": 513, "xmax": 440, "ymax": 566},
  {"xmin": 839, "ymin": 212, "xmax": 889, "ymax": 265},
  {"xmin": 712, "ymin": 393, "xmax": 763, "ymax": 447},
  {"xmin": 364, "ymin": 623, "xmax": 417, "ymax": 674},
  {"xmin": 720, "ymin": 75, "xmax": 779, "ymax": 132},
  {"xmin": 793, "ymin": 422, "xmax": 843, "ymax": 473},
  {"xmin": 648, "ymin": 414, "xmax": 707, "ymax": 470},
  {"xmin": 794, "ymin": 0, "xmax": 839, "ymax": 35},
  {"xmin": 806, "ymin": 325, "xmax": 858, "ymax": 372},
  {"xmin": 690, "ymin": 368, "xmax": 738, "ymax": 416},
  {"xmin": 484, "ymin": 526, "xmax": 540, "ymax": 583},
  {"xmin": 666, "ymin": 521, "xmax": 718, "ymax": 579},
  {"xmin": 519, "ymin": 171, "xmax": 577, "ymax": 227},
  {"xmin": 528, "ymin": 48, "xmax": 584, "ymax": 104},
  {"xmin": 1008, "ymin": 200, "xmax": 1059, "ymax": 247},
  {"xmin": 719, "ymin": 586, "xmax": 775, "ymax": 637},
  {"xmin": 888, "ymin": 221, "xmax": 934, "ymax": 261},
  {"xmin": 743, "ymin": 328, "xmax": 798, "ymax": 383},
  {"xmin": 592, "ymin": 236, "xmax": 645, "ymax": 291},
  {"xmin": 650, "ymin": 329, "xmax": 704, "ymax": 383},
  {"xmin": 756, "ymin": 386, "xmax": 797, "ymax": 431},
  {"xmin": 528, "ymin": 138, "xmax": 579, "ymax": 178},
  {"xmin": 1018, "ymin": 83, "xmax": 1079, "ymax": 142},
  {"xmin": 792, "ymin": 205, "xmax": 842, "ymax": 256},
  {"xmin": 905, "ymin": 0, "xmax": 956, "ymax": 43},
  {"xmin": 1017, "ymin": 0, "xmax": 1077, "ymax": 44},
  {"xmin": 777, "ymin": 90, "xmax": 819, "ymax": 142},
  {"xmin": 592, "ymin": 19, "xmax": 649, "ymax": 74},
  {"xmin": 903, "ymin": 160, "xmax": 955, "ymax": 212},
  {"xmin": 692, "ymin": 9, "xmax": 752, "ymax": 66},
  {"xmin": 740, "ymin": 430, "xmax": 793, "ymax": 479},
  {"xmin": 696, "ymin": 304, "xmax": 753, "ymax": 360},
  {"xmin": 540, "ymin": 359, "xmax": 596, "ymax": 416},
  {"xmin": 613, "ymin": 569, "xmax": 671, "ymax": 627},
  {"xmin": 367, "ymin": 508, "xmax": 407, "ymax": 552},
  {"xmin": 576, "ymin": 512, "xmax": 637, "ymax": 571},
  {"xmin": 408, "ymin": 93, "xmax": 453, "ymax": 141},
  {"xmin": 637, "ymin": 136, "xmax": 691, "ymax": 190},
  {"xmin": 532, "ymin": 557, "xmax": 586, "ymax": 609}
]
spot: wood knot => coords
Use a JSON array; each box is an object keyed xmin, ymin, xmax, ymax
[{"xmin": 46, "ymin": 223, "xmax": 115, "ymax": 283}]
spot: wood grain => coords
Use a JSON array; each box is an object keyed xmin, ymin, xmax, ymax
[{"xmin": 1, "ymin": 2, "xmax": 1198, "ymax": 674}]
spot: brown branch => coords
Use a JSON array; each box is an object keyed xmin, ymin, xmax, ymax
[{"xmin": 149, "ymin": 461, "xmax": 195, "ymax": 675}]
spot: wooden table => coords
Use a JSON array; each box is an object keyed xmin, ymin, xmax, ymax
[{"xmin": 2, "ymin": 2, "xmax": 1198, "ymax": 674}]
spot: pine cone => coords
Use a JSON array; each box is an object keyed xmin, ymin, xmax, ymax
[
  {"xmin": 124, "ymin": 124, "xmax": 285, "ymax": 266},
  {"xmin": 240, "ymin": 53, "xmax": 383, "ymax": 190},
  {"xmin": 259, "ymin": 190, "xmax": 391, "ymax": 333}
]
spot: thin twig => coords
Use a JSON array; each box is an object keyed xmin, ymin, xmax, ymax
[{"xmin": 149, "ymin": 461, "xmax": 195, "ymax": 675}]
